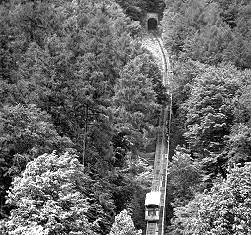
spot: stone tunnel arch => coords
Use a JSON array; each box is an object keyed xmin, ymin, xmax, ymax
[{"xmin": 146, "ymin": 13, "xmax": 158, "ymax": 31}]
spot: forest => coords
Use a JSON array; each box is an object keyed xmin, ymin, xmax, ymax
[{"xmin": 0, "ymin": 0, "xmax": 250, "ymax": 234}]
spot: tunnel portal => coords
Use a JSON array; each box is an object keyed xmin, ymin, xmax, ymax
[
  {"xmin": 146, "ymin": 13, "xmax": 159, "ymax": 31},
  {"xmin": 148, "ymin": 18, "xmax": 158, "ymax": 30}
]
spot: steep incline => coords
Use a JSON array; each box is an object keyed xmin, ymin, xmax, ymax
[{"xmin": 142, "ymin": 33, "xmax": 172, "ymax": 235}]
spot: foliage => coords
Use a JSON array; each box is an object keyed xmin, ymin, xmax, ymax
[
  {"xmin": 10, "ymin": 0, "xmax": 137, "ymax": 167},
  {"xmin": 168, "ymin": 61, "xmax": 251, "ymax": 220},
  {"xmin": 225, "ymin": 124, "xmax": 251, "ymax": 165},
  {"xmin": 183, "ymin": 64, "xmax": 244, "ymax": 154},
  {"xmin": 168, "ymin": 149, "xmax": 202, "ymax": 207},
  {"xmin": 113, "ymin": 54, "xmax": 159, "ymax": 155},
  {"xmin": 171, "ymin": 163, "xmax": 251, "ymax": 234},
  {"xmin": 5, "ymin": 151, "xmax": 98, "ymax": 235},
  {"xmin": 161, "ymin": 0, "xmax": 251, "ymax": 231},
  {"xmin": 0, "ymin": 104, "xmax": 71, "ymax": 159},
  {"xmin": 116, "ymin": 0, "xmax": 165, "ymax": 21},
  {"xmin": 2, "ymin": 0, "xmax": 250, "ymax": 232},
  {"xmin": 0, "ymin": 0, "xmax": 160, "ymax": 230},
  {"xmin": 109, "ymin": 209, "xmax": 142, "ymax": 235},
  {"xmin": 238, "ymin": 84, "xmax": 251, "ymax": 124},
  {"xmin": 121, "ymin": 156, "xmax": 152, "ymax": 230},
  {"xmin": 170, "ymin": 60, "xmax": 207, "ymax": 153},
  {"xmin": 182, "ymin": 64, "xmax": 251, "ymax": 181},
  {"xmin": 162, "ymin": 0, "xmax": 251, "ymax": 69},
  {"xmin": 0, "ymin": 104, "xmax": 72, "ymax": 218},
  {"xmin": 0, "ymin": 0, "xmax": 149, "ymax": 169}
]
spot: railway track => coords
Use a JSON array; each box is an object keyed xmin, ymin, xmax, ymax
[{"xmin": 144, "ymin": 32, "xmax": 173, "ymax": 235}]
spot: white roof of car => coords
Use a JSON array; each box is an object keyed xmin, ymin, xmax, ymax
[{"xmin": 145, "ymin": 191, "xmax": 161, "ymax": 206}]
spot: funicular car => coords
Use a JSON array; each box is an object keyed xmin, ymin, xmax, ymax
[{"xmin": 145, "ymin": 191, "xmax": 161, "ymax": 221}]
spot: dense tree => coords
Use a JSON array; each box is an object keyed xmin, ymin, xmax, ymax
[
  {"xmin": 4, "ymin": 152, "xmax": 98, "ymax": 235},
  {"xmin": 226, "ymin": 124, "xmax": 251, "ymax": 165},
  {"xmin": 2, "ymin": 0, "xmax": 250, "ymax": 232},
  {"xmin": 119, "ymin": 156, "xmax": 152, "ymax": 230},
  {"xmin": 168, "ymin": 149, "xmax": 202, "ymax": 207},
  {"xmin": 0, "ymin": 0, "xmax": 161, "ymax": 231},
  {"xmin": 0, "ymin": 0, "xmax": 160, "ymax": 183},
  {"xmin": 164, "ymin": 148, "xmax": 203, "ymax": 232},
  {"xmin": 0, "ymin": 104, "xmax": 72, "ymax": 218},
  {"xmin": 161, "ymin": 0, "xmax": 251, "ymax": 232},
  {"xmin": 162, "ymin": 0, "xmax": 251, "ymax": 69},
  {"xmin": 0, "ymin": 0, "xmax": 171, "ymax": 233},
  {"xmin": 109, "ymin": 209, "xmax": 141, "ymax": 235},
  {"xmin": 165, "ymin": 63, "xmax": 251, "ymax": 232},
  {"xmin": 171, "ymin": 163, "xmax": 251, "ymax": 235},
  {"xmin": 183, "ymin": 65, "xmax": 244, "ymax": 154},
  {"xmin": 217, "ymin": 0, "xmax": 251, "ymax": 69},
  {"xmin": 116, "ymin": 0, "xmax": 165, "ymax": 21},
  {"xmin": 113, "ymin": 54, "xmax": 159, "ymax": 156},
  {"xmin": 238, "ymin": 84, "xmax": 251, "ymax": 123},
  {"xmin": 169, "ymin": 60, "xmax": 207, "ymax": 154},
  {"xmin": 182, "ymin": 65, "xmax": 251, "ymax": 179}
]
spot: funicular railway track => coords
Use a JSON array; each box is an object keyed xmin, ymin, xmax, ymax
[{"xmin": 144, "ymin": 32, "xmax": 172, "ymax": 235}]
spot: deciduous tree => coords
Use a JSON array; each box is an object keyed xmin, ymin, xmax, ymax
[
  {"xmin": 109, "ymin": 209, "xmax": 141, "ymax": 235},
  {"xmin": 171, "ymin": 163, "xmax": 251, "ymax": 234},
  {"xmin": 0, "ymin": 104, "xmax": 72, "ymax": 218}
]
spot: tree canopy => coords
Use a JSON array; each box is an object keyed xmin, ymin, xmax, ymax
[
  {"xmin": 171, "ymin": 163, "xmax": 251, "ymax": 235},
  {"xmin": 0, "ymin": 0, "xmax": 251, "ymax": 233},
  {"xmin": 162, "ymin": 0, "xmax": 251, "ymax": 232},
  {"xmin": 5, "ymin": 152, "xmax": 98, "ymax": 235},
  {"xmin": 0, "ymin": 0, "xmax": 161, "ymax": 232},
  {"xmin": 109, "ymin": 209, "xmax": 141, "ymax": 235},
  {"xmin": 162, "ymin": 0, "xmax": 251, "ymax": 69}
]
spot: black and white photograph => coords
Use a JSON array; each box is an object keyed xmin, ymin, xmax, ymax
[{"xmin": 0, "ymin": 0, "xmax": 250, "ymax": 234}]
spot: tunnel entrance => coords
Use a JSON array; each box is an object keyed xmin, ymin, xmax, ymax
[
  {"xmin": 146, "ymin": 13, "xmax": 158, "ymax": 31},
  {"xmin": 148, "ymin": 18, "xmax": 158, "ymax": 30}
]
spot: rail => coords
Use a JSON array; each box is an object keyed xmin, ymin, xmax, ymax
[{"xmin": 145, "ymin": 32, "xmax": 173, "ymax": 235}]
